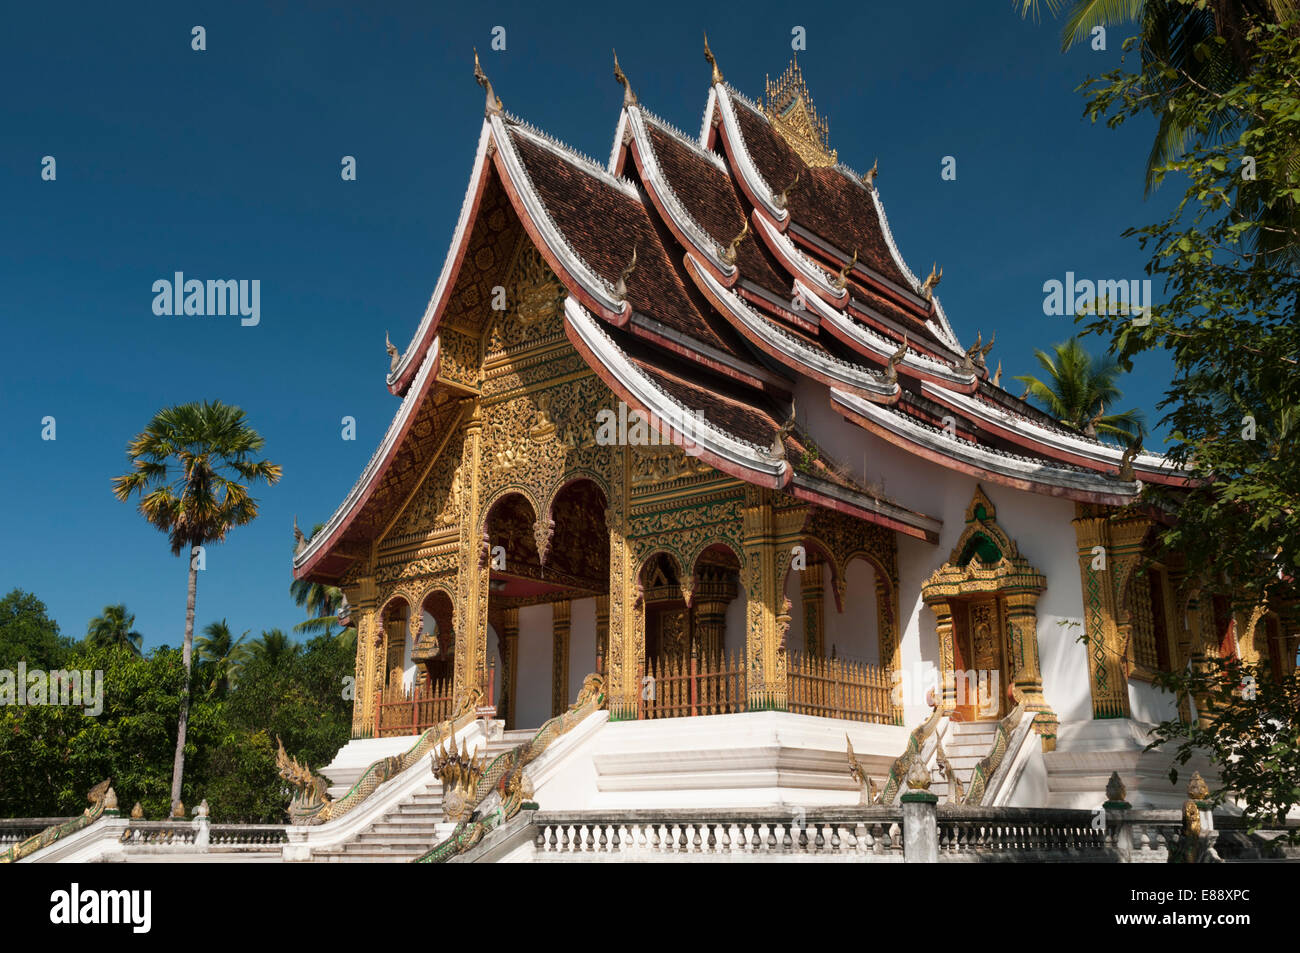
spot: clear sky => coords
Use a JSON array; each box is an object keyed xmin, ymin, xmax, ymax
[{"xmin": 0, "ymin": 1, "xmax": 1175, "ymax": 652}]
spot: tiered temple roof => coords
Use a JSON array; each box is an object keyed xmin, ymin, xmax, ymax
[{"xmin": 294, "ymin": 46, "xmax": 1185, "ymax": 584}]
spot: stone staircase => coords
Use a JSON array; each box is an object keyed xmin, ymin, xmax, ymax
[
  {"xmin": 928, "ymin": 721, "xmax": 997, "ymax": 804},
  {"xmin": 311, "ymin": 728, "xmax": 537, "ymax": 863}
]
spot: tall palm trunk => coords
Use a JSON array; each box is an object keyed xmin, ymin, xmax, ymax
[{"xmin": 170, "ymin": 550, "xmax": 198, "ymax": 807}]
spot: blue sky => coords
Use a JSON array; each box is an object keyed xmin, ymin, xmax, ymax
[{"xmin": 0, "ymin": 1, "xmax": 1174, "ymax": 651}]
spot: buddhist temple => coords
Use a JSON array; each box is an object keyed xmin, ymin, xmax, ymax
[{"xmin": 288, "ymin": 43, "xmax": 1297, "ymax": 825}]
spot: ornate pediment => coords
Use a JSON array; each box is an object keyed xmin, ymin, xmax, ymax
[{"xmin": 763, "ymin": 57, "xmax": 837, "ymax": 168}]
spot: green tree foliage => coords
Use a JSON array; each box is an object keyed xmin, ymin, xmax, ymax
[
  {"xmin": 1150, "ymin": 654, "xmax": 1300, "ymax": 838},
  {"xmin": 0, "ymin": 631, "xmax": 350, "ymax": 823},
  {"xmin": 1014, "ymin": 337, "xmax": 1146, "ymax": 443},
  {"xmin": 0, "ymin": 589, "xmax": 74, "ymax": 670},
  {"xmin": 195, "ymin": 619, "xmax": 249, "ymax": 697},
  {"xmin": 86, "ymin": 603, "xmax": 143, "ymax": 656},
  {"xmin": 1078, "ymin": 18, "xmax": 1300, "ymax": 609}
]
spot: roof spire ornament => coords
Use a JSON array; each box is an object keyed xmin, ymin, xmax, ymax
[
  {"xmin": 863, "ymin": 158, "xmax": 878, "ymax": 188},
  {"xmin": 774, "ymin": 170, "xmax": 800, "ymax": 210},
  {"xmin": 921, "ymin": 262, "xmax": 942, "ymax": 300},
  {"xmin": 293, "ymin": 516, "xmax": 306, "ymax": 555},
  {"xmin": 763, "ymin": 57, "xmax": 837, "ymax": 167},
  {"xmin": 474, "ymin": 48, "xmax": 503, "ymax": 116},
  {"xmin": 614, "ymin": 244, "xmax": 638, "ymax": 300},
  {"xmin": 831, "ymin": 247, "xmax": 858, "ymax": 292},
  {"xmin": 1118, "ymin": 441, "xmax": 1139, "ymax": 481},
  {"xmin": 723, "ymin": 218, "xmax": 749, "ymax": 265},
  {"xmin": 385, "ymin": 331, "xmax": 400, "ymax": 373},
  {"xmin": 886, "ymin": 334, "xmax": 909, "ymax": 383},
  {"xmin": 703, "ymin": 32, "xmax": 723, "ymax": 85},
  {"xmin": 991, "ymin": 360, "xmax": 1003, "ymax": 388},
  {"xmin": 613, "ymin": 50, "xmax": 637, "ymax": 107}
]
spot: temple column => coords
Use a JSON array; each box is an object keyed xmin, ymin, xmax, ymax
[
  {"xmin": 551, "ymin": 600, "xmax": 572, "ymax": 716},
  {"xmin": 606, "ymin": 444, "xmax": 640, "ymax": 720},
  {"xmin": 1072, "ymin": 512, "xmax": 1131, "ymax": 718},
  {"xmin": 345, "ymin": 575, "xmax": 378, "ymax": 737},
  {"xmin": 1003, "ymin": 590, "xmax": 1058, "ymax": 750},
  {"xmin": 801, "ymin": 558, "xmax": 825, "ymax": 657},
  {"xmin": 453, "ymin": 400, "xmax": 488, "ymax": 705},
  {"xmin": 499, "ymin": 608, "xmax": 519, "ymax": 730},
  {"xmin": 741, "ymin": 487, "xmax": 804, "ymax": 711},
  {"xmin": 693, "ymin": 566, "xmax": 734, "ymax": 661},
  {"xmin": 932, "ymin": 602, "xmax": 957, "ymax": 715}
]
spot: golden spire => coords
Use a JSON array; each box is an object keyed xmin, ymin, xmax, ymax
[
  {"xmin": 474, "ymin": 48, "xmax": 503, "ymax": 116},
  {"xmin": 703, "ymin": 32, "xmax": 723, "ymax": 85},
  {"xmin": 763, "ymin": 56, "xmax": 836, "ymax": 167},
  {"xmin": 613, "ymin": 50, "xmax": 637, "ymax": 106},
  {"xmin": 863, "ymin": 158, "xmax": 878, "ymax": 188}
]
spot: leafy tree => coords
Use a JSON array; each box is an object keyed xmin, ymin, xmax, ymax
[
  {"xmin": 1014, "ymin": 337, "xmax": 1146, "ymax": 443},
  {"xmin": 195, "ymin": 619, "xmax": 249, "ymax": 697},
  {"xmin": 111, "ymin": 400, "xmax": 281, "ymax": 809},
  {"xmin": 1075, "ymin": 19, "xmax": 1300, "ymax": 610},
  {"xmin": 290, "ymin": 523, "xmax": 356, "ymax": 650},
  {"xmin": 246, "ymin": 628, "xmax": 301, "ymax": 668},
  {"xmin": 0, "ymin": 589, "xmax": 73, "ymax": 670},
  {"xmin": 85, "ymin": 604, "xmax": 143, "ymax": 656},
  {"xmin": 1149, "ymin": 654, "xmax": 1300, "ymax": 840}
]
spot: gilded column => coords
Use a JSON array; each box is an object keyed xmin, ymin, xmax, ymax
[
  {"xmin": 933, "ymin": 602, "xmax": 957, "ymax": 714},
  {"xmin": 1108, "ymin": 517, "xmax": 1151, "ymax": 675},
  {"xmin": 1003, "ymin": 590, "xmax": 1058, "ymax": 750},
  {"xmin": 801, "ymin": 558, "xmax": 825, "ymax": 657},
  {"xmin": 1072, "ymin": 511, "xmax": 1131, "ymax": 718},
  {"xmin": 551, "ymin": 600, "xmax": 572, "ymax": 717},
  {"xmin": 606, "ymin": 444, "xmax": 639, "ymax": 720},
  {"xmin": 453, "ymin": 401, "xmax": 487, "ymax": 704},
  {"xmin": 741, "ymin": 487, "xmax": 804, "ymax": 711},
  {"xmin": 693, "ymin": 566, "xmax": 734, "ymax": 660},
  {"xmin": 499, "ymin": 607, "xmax": 519, "ymax": 730},
  {"xmin": 345, "ymin": 574, "xmax": 378, "ymax": 737}
]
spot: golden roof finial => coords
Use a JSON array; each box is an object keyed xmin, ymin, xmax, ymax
[
  {"xmin": 614, "ymin": 244, "xmax": 638, "ymax": 299},
  {"xmin": 863, "ymin": 157, "xmax": 879, "ymax": 188},
  {"xmin": 774, "ymin": 170, "xmax": 800, "ymax": 210},
  {"xmin": 763, "ymin": 56, "xmax": 837, "ymax": 167},
  {"xmin": 723, "ymin": 218, "xmax": 749, "ymax": 265},
  {"xmin": 703, "ymin": 32, "xmax": 723, "ymax": 85},
  {"xmin": 831, "ymin": 247, "xmax": 858, "ymax": 292},
  {"xmin": 474, "ymin": 48, "xmax": 503, "ymax": 116},
  {"xmin": 613, "ymin": 50, "xmax": 637, "ymax": 107}
]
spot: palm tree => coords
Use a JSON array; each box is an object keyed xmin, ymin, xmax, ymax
[
  {"xmin": 247, "ymin": 628, "xmax": 301, "ymax": 668},
  {"xmin": 1014, "ymin": 338, "xmax": 1146, "ymax": 444},
  {"xmin": 290, "ymin": 522, "xmax": 356, "ymax": 650},
  {"xmin": 195, "ymin": 619, "xmax": 249, "ymax": 695},
  {"xmin": 86, "ymin": 604, "xmax": 143, "ymax": 656},
  {"xmin": 112, "ymin": 400, "xmax": 281, "ymax": 809}
]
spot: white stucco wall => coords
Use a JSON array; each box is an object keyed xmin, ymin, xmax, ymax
[{"xmin": 793, "ymin": 377, "xmax": 1094, "ymax": 731}]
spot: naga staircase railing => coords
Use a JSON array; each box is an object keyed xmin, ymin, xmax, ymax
[
  {"xmin": 963, "ymin": 702, "xmax": 1025, "ymax": 806},
  {"xmin": 875, "ymin": 708, "xmax": 943, "ymax": 805},
  {"xmin": 0, "ymin": 780, "xmax": 114, "ymax": 864}
]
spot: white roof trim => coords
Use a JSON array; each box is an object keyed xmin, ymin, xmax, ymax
[
  {"xmin": 798, "ymin": 280, "xmax": 977, "ymax": 388},
  {"xmin": 920, "ymin": 382, "xmax": 1179, "ymax": 476},
  {"xmin": 295, "ymin": 337, "xmax": 442, "ymax": 572},
  {"xmin": 492, "ymin": 115, "xmax": 630, "ymax": 318},
  {"xmin": 790, "ymin": 472, "xmax": 943, "ymax": 538},
  {"xmin": 693, "ymin": 260, "xmax": 897, "ymax": 399},
  {"xmin": 715, "ymin": 86, "xmax": 788, "ymax": 223},
  {"xmin": 565, "ymin": 297, "xmax": 788, "ymax": 479},
  {"xmin": 628, "ymin": 107, "xmax": 732, "ymax": 274},
  {"xmin": 608, "ymin": 110, "xmax": 630, "ymax": 175},
  {"xmin": 388, "ymin": 123, "xmax": 492, "ymax": 387},
  {"xmin": 753, "ymin": 213, "xmax": 844, "ymax": 303},
  {"xmin": 831, "ymin": 388, "xmax": 1140, "ymax": 499},
  {"xmin": 699, "ymin": 86, "xmax": 718, "ymax": 149}
]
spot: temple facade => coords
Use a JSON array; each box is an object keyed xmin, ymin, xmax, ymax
[{"xmin": 292, "ymin": 49, "xmax": 1297, "ymax": 807}]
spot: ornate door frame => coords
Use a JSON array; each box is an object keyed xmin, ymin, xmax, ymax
[{"xmin": 921, "ymin": 488, "xmax": 1058, "ymax": 748}]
